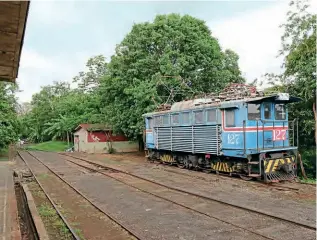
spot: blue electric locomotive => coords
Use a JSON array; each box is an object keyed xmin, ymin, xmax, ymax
[{"xmin": 143, "ymin": 85, "xmax": 301, "ymax": 182}]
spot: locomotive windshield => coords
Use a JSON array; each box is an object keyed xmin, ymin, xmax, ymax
[
  {"xmin": 248, "ymin": 104, "xmax": 261, "ymax": 120},
  {"xmin": 275, "ymin": 104, "xmax": 286, "ymax": 120},
  {"xmin": 263, "ymin": 103, "xmax": 271, "ymax": 119},
  {"xmin": 248, "ymin": 103, "xmax": 287, "ymax": 121}
]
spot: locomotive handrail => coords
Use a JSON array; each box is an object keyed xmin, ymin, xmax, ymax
[{"xmin": 252, "ymin": 119, "xmax": 298, "ymax": 151}]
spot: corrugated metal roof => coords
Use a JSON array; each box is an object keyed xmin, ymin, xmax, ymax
[{"xmin": 75, "ymin": 124, "xmax": 111, "ymax": 132}]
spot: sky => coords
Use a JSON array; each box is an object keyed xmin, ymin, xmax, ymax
[{"xmin": 17, "ymin": 0, "xmax": 299, "ymax": 102}]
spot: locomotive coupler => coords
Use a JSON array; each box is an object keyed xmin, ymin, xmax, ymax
[{"xmin": 277, "ymin": 163, "xmax": 293, "ymax": 173}]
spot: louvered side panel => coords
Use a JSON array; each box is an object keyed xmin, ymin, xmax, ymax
[
  {"xmin": 157, "ymin": 127, "xmax": 171, "ymax": 150},
  {"xmin": 171, "ymin": 126, "xmax": 192, "ymax": 152},
  {"xmin": 193, "ymin": 125, "xmax": 220, "ymax": 154},
  {"xmin": 156, "ymin": 125, "xmax": 221, "ymax": 155}
]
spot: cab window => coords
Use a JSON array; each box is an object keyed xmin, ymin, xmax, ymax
[
  {"xmin": 225, "ymin": 110, "xmax": 235, "ymax": 127},
  {"xmin": 248, "ymin": 104, "xmax": 261, "ymax": 120},
  {"xmin": 154, "ymin": 116, "xmax": 163, "ymax": 126},
  {"xmin": 263, "ymin": 103, "xmax": 271, "ymax": 119},
  {"xmin": 206, "ymin": 109, "xmax": 216, "ymax": 122},
  {"xmin": 194, "ymin": 111, "xmax": 204, "ymax": 124},
  {"xmin": 182, "ymin": 112, "xmax": 190, "ymax": 124},
  {"xmin": 163, "ymin": 115, "xmax": 169, "ymax": 125},
  {"xmin": 147, "ymin": 118, "xmax": 153, "ymax": 129},
  {"xmin": 275, "ymin": 104, "xmax": 286, "ymax": 120},
  {"xmin": 171, "ymin": 114, "xmax": 180, "ymax": 125}
]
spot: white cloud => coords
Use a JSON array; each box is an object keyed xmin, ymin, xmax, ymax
[
  {"xmin": 29, "ymin": 1, "xmax": 79, "ymax": 25},
  {"xmin": 20, "ymin": 49, "xmax": 57, "ymax": 70},
  {"xmin": 209, "ymin": 1, "xmax": 289, "ymax": 87},
  {"xmin": 16, "ymin": 49, "xmax": 92, "ymax": 102},
  {"xmin": 210, "ymin": 1, "xmax": 317, "ymax": 88}
]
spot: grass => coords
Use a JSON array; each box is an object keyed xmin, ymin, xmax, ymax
[
  {"xmin": 25, "ymin": 141, "xmax": 70, "ymax": 152},
  {"xmin": 0, "ymin": 149, "xmax": 8, "ymax": 161},
  {"xmin": 299, "ymin": 177, "xmax": 316, "ymax": 184},
  {"xmin": 37, "ymin": 173, "xmax": 49, "ymax": 180},
  {"xmin": 74, "ymin": 228, "xmax": 85, "ymax": 240},
  {"xmin": 38, "ymin": 203, "xmax": 72, "ymax": 238}
]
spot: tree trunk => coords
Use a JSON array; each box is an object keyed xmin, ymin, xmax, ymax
[
  {"xmin": 313, "ymin": 102, "xmax": 316, "ymax": 144},
  {"xmin": 298, "ymin": 153, "xmax": 307, "ymax": 179},
  {"xmin": 67, "ymin": 131, "xmax": 70, "ymax": 146}
]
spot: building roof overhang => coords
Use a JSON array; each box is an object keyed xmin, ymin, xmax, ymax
[{"xmin": 0, "ymin": 1, "xmax": 30, "ymax": 82}]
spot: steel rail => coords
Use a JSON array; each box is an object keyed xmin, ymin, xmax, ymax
[
  {"xmin": 24, "ymin": 151, "xmax": 141, "ymax": 240},
  {"xmin": 17, "ymin": 151, "xmax": 81, "ymax": 240},
  {"xmin": 162, "ymin": 162, "xmax": 315, "ymax": 189},
  {"xmin": 58, "ymin": 154, "xmax": 276, "ymax": 240},
  {"xmin": 60, "ymin": 153, "xmax": 316, "ymax": 231},
  {"xmin": 152, "ymin": 164, "xmax": 301, "ymax": 191}
]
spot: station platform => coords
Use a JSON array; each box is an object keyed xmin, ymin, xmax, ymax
[{"xmin": 0, "ymin": 162, "xmax": 20, "ymax": 240}]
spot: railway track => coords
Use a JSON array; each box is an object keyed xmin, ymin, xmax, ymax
[
  {"xmin": 58, "ymin": 152, "xmax": 316, "ymax": 239},
  {"xmin": 18, "ymin": 151, "xmax": 141, "ymax": 240},
  {"xmin": 149, "ymin": 163, "xmax": 302, "ymax": 192},
  {"xmin": 17, "ymin": 151, "xmax": 81, "ymax": 240}
]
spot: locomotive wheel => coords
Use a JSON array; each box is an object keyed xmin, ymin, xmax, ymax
[
  {"xmin": 183, "ymin": 158, "xmax": 189, "ymax": 169},
  {"xmin": 239, "ymin": 174, "xmax": 253, "ymax": 181},
  {"xmin": 177, "ymin": 163, "xmax": 185, "ymax": 169}
]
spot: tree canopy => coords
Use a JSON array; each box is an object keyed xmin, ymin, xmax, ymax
[
  {"xmin": 0, "ymin": 82, "xmax": 19, "ymax": 150},
  {"xmin": 99, "ymin": 14, "xmax": 244, "ymax": 139},
  {"xmin": 264, "ymin": 0, "xmax": 316, "ymax": 176}
]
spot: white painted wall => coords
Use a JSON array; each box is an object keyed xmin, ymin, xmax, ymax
[{"xmin": 73, "ymin": 128, "xmax": 138, "ymax": 153}]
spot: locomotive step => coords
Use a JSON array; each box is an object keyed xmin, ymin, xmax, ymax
[
  {"xmin": 247, "ymin": 161, "xmax": 260, "ymax": 165},
  {"xmin": 247, "ymin": 174, "xmax": 261, "ymax": 177}
]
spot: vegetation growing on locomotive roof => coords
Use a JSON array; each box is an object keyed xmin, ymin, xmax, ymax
[{"xmin": 1, "ymin": 0, "xmax": 315, "ymax": 179}]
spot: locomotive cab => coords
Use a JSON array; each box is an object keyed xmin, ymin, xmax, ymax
[
  {"xmin": 221, "ymin": 93, "xmax": 301, "ymax": 182},
  {"xmin": 243, "ymin": 93, "xmax": 301, "ymax": 182},
  {"xmin": 247, "ymin": 101, "xmax": 289, "ymax": 150}
]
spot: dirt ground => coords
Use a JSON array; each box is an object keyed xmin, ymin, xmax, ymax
[
  {"xmin": 32, "ymin": 151, "xmax": 271, "ymax": 240},
  {"xmin": 15, "ymin": 151, "xmax": 316, "ymax": 240},
  {"xmin": 73, "ymin": 151, "xmax": 316, "ymax": 204},
  {"xmin": 67, "ymin": 151, "xmax": 316, "ymax": 229}
]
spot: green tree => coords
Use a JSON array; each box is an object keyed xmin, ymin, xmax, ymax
[
  {"xmin": 279, "ymin": 0, "xmax": 316, "ymax": 146},
  {"xmin": 0, "ymin": 82, "xmax": 19, "ymax": 150},
  {"xmin": 24, "ymin": 81, "xmax": 71, "ymax": 142},
  {"xmin": 21, "ymin": 56, "xmax": 105, "ymax": 143},
  {"xmin": 73, "ymin": 55, "xmax": 107, "ymax": 92},
  {"xmin": 99, "ymin": 14, "xmax": 244, "ymax": 139},
  {"xmin": 264, "ymin": 0, "xmax": 316, "ymax": 177}
]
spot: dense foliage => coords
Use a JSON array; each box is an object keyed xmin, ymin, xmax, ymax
[
  {"xmin": 0, "ymin": 82, "xmax": 19, "ymax": 151},
  {"xmin": 265, "ymin": 0, "xmax": 316, "ymax": 177},
  {"xmin": 99, "ymin": 14, "xmax": 244, "ymax": 139},
  {"xmin": 20, "ymin": 14, "xmax": 244, "ymax": 142}
]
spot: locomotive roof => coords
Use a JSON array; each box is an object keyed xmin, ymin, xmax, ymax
[{"xmin": 142, "ymin": 93, "xmax": 301, "ymax": 117}]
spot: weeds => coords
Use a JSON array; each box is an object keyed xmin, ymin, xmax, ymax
[
  {"xmin": 38, "ymin": 203, "xmax": 72, "ymax": 239},
  {"xmin": 37, "ymin": 173, "xmax": 49, "ymax": 180},
  {"xmin": 74, "ymin": 228, "xmax": 86, "ymax": 240},
  {"xmin": 299, "ymin": 177, "xmax": 316, "ymax": 184}
]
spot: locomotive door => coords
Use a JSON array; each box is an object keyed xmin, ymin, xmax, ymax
[
  {"xmin": 248, "ymin": 103, "xmax": 274, "ymax": 149},
  {"xmin": 145, "ymin": 117, "xmax": 155, "ymax": 149},
  {"xmin": 261, "ymin": 102, "xmax": 274, "ymax": 149}
]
